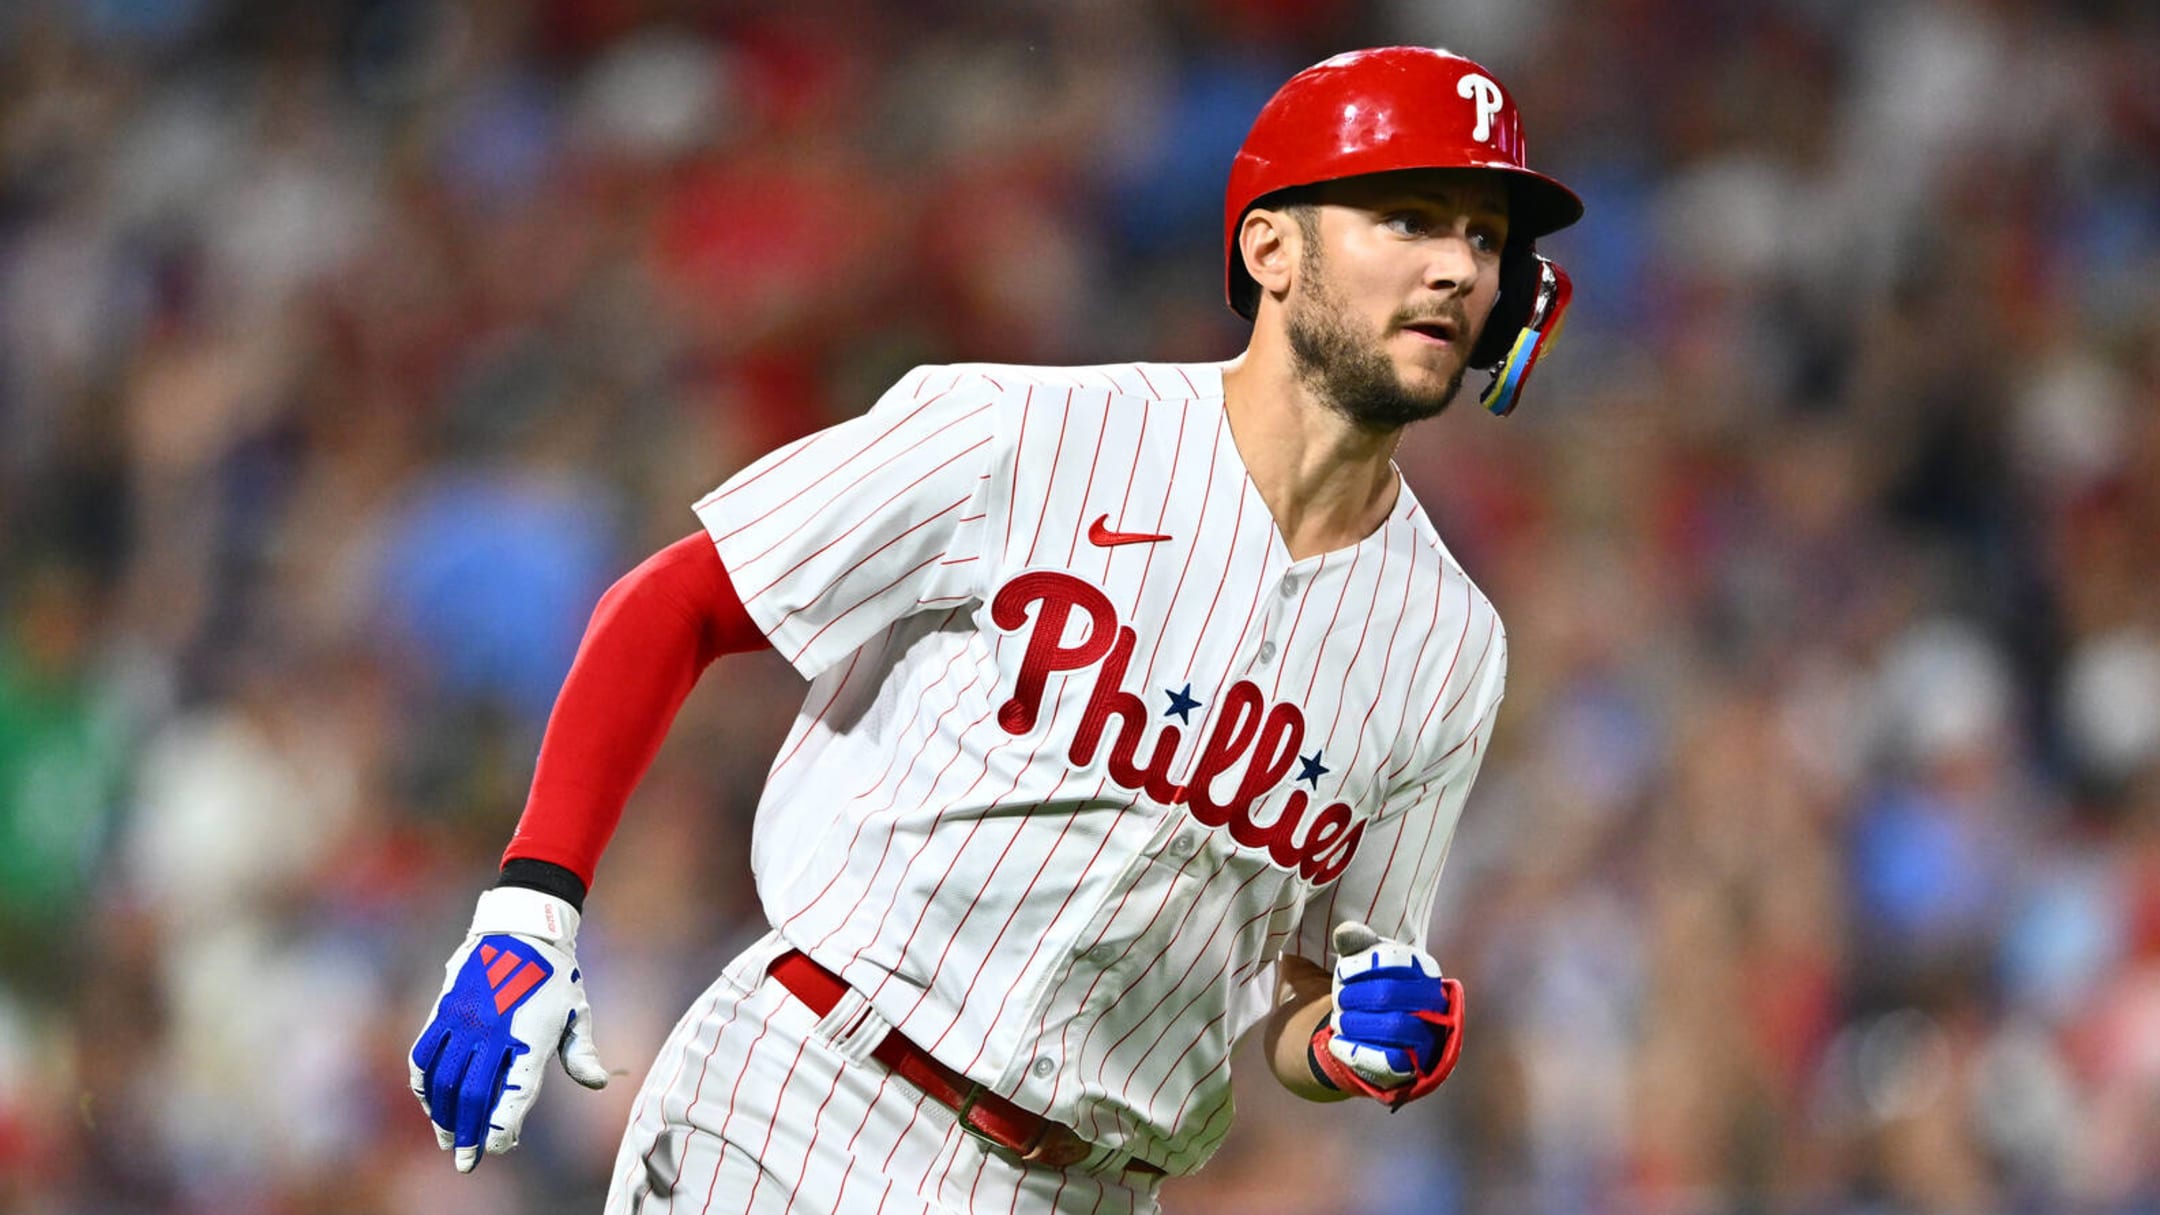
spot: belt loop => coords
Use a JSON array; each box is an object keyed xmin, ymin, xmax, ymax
[{"xmin": 812, "ymin": 988, "xmax": 889, "ymax": 1067}]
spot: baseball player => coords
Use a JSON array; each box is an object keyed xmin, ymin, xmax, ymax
[{"xmin": 409, "ymin": 46, "xmax": 1579, "ymax": 1214}]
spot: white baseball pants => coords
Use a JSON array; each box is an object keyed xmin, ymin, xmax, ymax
[{"xmin": 605, "ymin": 931, "xmax": 1163, "ymax": 1214}]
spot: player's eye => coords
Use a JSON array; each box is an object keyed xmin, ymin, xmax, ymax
[
  {"xmin": 1382, "ymin": 211, "xmax": 1433, "ymax": 238},
  {"xmin": 1469, "ymin": 226, "xmax": 1506, "ymax": 255}
]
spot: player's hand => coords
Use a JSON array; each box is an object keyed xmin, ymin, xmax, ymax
[
  {"xmin": 1310, "ymin": 920, "xmax": 1464, "ymax": 1108},
  {"xmin": 409, "ymin": 887, "xmax": 610, "ymax": 1172}
]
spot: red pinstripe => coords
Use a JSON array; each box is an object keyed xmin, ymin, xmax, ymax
[
  {"xmin": 1409, "ymin": 616, "xmax": 1499, "ymax": 755},
  {"xmin": 1022, "ymin": 389, "xmax": 1074, "ymax": 565},
  {"xmin": 728, "ymin": 413, "xmax": 990, "ymax": 574},
  {"xmin": 1082, "ymin": 857, "xmax": 1262, "ymax": 1091},
  {"xmin": 784, "ymin": 551, "xmax": 947, "ymax": 667},
  {"xmin": 1004, "ymin": 388, "xmax": 1031, "ymax": 558},
  {"xmin": 706, "ymin": 387, "xmax": 968, "ymax": 529},
  {"xmin": 1361, "ymin": 779, "xmax": 1448, "ymax": 931},
  {"xmin": 1366, "ymin": 572, "xmax": 1461, "ymax": 798},
  {"xmin": 1330, "ymin": 538, "xmax": 1421, "ymax": 789},
  {"xmin": 1010, "ymin": 407, "xmax": 1190, "ymax": 1094},
  {"xmin": 1162, "ymin": 1044, "xmax": 1235, "ymax": 1156},
  {"xmin": 872, "ymin": 781, "xmax": 1041, "ymax": 1009},
  {"xmin": 822, "ymin": 1073, "xmax": 895, "ymax": 1214},
  {"xmin": 1293, "ymin": 545, "xmax": 1362, "ymax": 704},
  {"xmin": 667, "ymin": 1003, "xmax": 768, "ymax": 1203},
  {"xmin": 789, "ymin": 636, "xmax": 982, "ymax": 935},
  {"xmin": 726, "ymin": 1031, "xmax": 814, "ymax": 1212},
  {"xmin": 1061, "ymin": 398, "xmax": 1115, "ymax": 568},
  {"xmin": 622, "ymin": 980, "xmax": 732, "ymax": 1195},
  {"xmin": 773, "ymin": 1056, "xmax": 851, "ymax": 1212},
  {"xmin": 951, "ymin": 786, "xmax": 1123, "ymax": 1076},
  {"xmin": 770, "ymin": 648, "xmax": 866, "ymax": 781},
  {"xmin": 1096, "ymin": 863, "xmax": 1274, "ymax": 1089},
  {"xmin": 697, "ymin": 426, "xmax": 843, "ymax": 514},
  {"xmin": 753, "ymin": 492, "xmax": 970, "ymax": 614},
  {"xmin": 927, "ymin": 776, "xmax": 1111, "ymax": 1060},
  {"xmin": 1428, "ymin": 693, "xmax": 1502, "ymax": 769},
  {"xmin": 1384, "ymin": 585, "xmax": 1481, "ymax": 782},
  {"xmin": 1148, "ymin": 412, "xmax": 1227, "ymax": 658},
  {"xmin": 1143, "ymin": 1003, "xmax": 1231, "ymax": 1111},
  {"xmin": 838, "ymin": 692, "xmax": 1027, "ymax": 974},
  {"xmin": 1042, "ymin": 842, "xmax": 1212, "ymax": 1112},
  {"xmin": 917, "ymin": 1119, "xmax": 962, "ymax": 1201},
  {"xmin": 1316, "ymin": 539, "xmax": 1391, "ymax": 760},
  {"xmin": 1262, "ymin": 549, "xmax": 1332, "ymax": 697},
  {"xmin": 1178, "ymin": 490, "xmax": 1248, "ymax": 685},
  {"xmin": 742, "ymin": 441, "xmax": 983, "ymax": 601}
]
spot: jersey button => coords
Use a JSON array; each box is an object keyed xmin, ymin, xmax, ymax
[
  {"xmin": 1169, "ymin": 831, "xmax": 1197, "ymax": 857},
  {"xmin": 1257, "ymin": 641, "xmax": 1277, "ymax": 663},
  {"xmin": 1279, "ymin": 574, "xmax": 1298, "ymax": 598},
  {"xmin": 1087, "ymin": 942, "xmax": 1118, "ymax": 965},
  {"xmin": 1031, "ymin": 1056, "xmax": 1056, "ymax": 1078}
]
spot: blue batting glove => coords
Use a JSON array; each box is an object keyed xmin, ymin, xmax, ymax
[
  {"xmin": 409, "ymin": 887, "xmax": 609, "ymax": 1172},
  {"xmin": 1325, "ymin": 921, "xmax": 1453, "ymax": 1088}
]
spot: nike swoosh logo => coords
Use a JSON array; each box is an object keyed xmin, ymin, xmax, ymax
[{"xmin": 1088, "ymin": 514, "xmax": 1173, "ymax": 547}]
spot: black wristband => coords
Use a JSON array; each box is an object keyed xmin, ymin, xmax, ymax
[
  {"xmin": 1307, "ymin": 1033, "xmax": 1340, "ymax": 1091},
  {"xmin": 497, "ymin": 857, "xmax": 588, "ymax": 912}
]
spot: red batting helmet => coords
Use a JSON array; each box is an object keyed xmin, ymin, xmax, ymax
[{"xmin": 1224, "ymin": 47, "xmax": 1585, "ymax": 415}]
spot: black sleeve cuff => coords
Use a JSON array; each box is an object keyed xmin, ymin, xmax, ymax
[{"xmin": 497, "ymin": 857, "xmax": 588, "ymax": 912}]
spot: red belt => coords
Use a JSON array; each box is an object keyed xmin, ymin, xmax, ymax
[{"xmin": 768, "ymin": 950, "xmax": 1164, "ymax": 1176}]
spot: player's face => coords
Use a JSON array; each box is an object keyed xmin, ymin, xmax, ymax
[{"xmin": 1284, "ymin": 170, "xmax": 1509, "ymax": 430}]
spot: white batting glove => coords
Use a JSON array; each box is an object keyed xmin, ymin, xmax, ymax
[
  {"xmin": 409, "ymin": 887, "xmax": 609, "ymax": 1172},
  {"xmin": 1313, "ymin": 921, "xmax": 1465, "ymax": 1107}
]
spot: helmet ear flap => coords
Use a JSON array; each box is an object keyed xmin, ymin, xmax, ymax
[
  {"xmin": 1468, "ymin": 242, "xmax": 1539, "ymax": 371},
  {"xmin": 1473, "ymin": 250, "xmax": 1573, "ymax": 417}
]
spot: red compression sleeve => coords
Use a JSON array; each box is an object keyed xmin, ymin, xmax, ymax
[{"xmin": 502, "ymin": 532, "xmax": 769, "ymax": 886}]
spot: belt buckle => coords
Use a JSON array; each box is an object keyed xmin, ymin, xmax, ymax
[
  {"xmin": 952, "ymin": 1082, "xmax": 1012, "ymax": 1154},
  {"xmin": 952, "ymin": 1082, "xmax": 1050, "ymax": 1161}
]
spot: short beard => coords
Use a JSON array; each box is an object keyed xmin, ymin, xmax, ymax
[{"xmin": 1284, "ymin": 242, "xmax": 1466, "ymax": 432}]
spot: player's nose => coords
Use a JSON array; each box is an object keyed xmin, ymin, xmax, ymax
[{"xmin": 1419, "ymin": 236, "xmax": 1480, "ymax": 297}]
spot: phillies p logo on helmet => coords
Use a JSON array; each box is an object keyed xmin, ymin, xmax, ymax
[{"xmin": 1456, "ymin": 74, "xmax": 1504, "ymax": 143}]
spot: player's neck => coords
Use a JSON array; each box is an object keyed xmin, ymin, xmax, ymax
[{"xmin": 1219, "ymin": 350, "xmax": 1404, "ymax": 562}]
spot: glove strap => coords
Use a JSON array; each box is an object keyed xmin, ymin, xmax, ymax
[{"xmin": 469, "ymin": 886, "xmax": 581, "ymax": 947}]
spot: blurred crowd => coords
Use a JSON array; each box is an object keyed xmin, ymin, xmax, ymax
[{"xmin": 2, "ymin": 0, "xmax": 2157, "ymax": 1211}]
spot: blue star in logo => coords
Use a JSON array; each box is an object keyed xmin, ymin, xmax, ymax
[
  {"xmin": 1163, "ymin": 684, "xmax": 1201, "ymax": 724},
  {"xmin": 1296, "ymin": 750, "xmax": 1330, "ymax": 789}
]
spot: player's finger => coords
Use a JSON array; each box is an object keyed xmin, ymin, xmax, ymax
[
  {"xmin": 1327, "ymin": 1034, "xmax": 1412, "ymax": 1087},
  {"xmin": 1332, "ymin": 921, "xmax": 1382, "ymax": 956},
  {"xmin": 486, "ymin": 1045, "xmax": 549, "ymax": 1156},
  {"xmin": 410, "ymin": 1025, "xmax": 444, "ymax": 1115},
  {"xmin": 430, "ymin": 1045, "xmax": 473, "ymax": 1161},
  {"xmin": 1336, "ymin": 974, "xmax": 1448, "ymax": 1012},
  {"xmin": 1335, "ymin": 940, "xmax": 1437, "ymax": 979},
  {"xmin": 561, "ymin": 1005, "xmax": 610, "ymax": 1090},
  {"xmin": 1337, "ymin": 1008, "xmax": 1438, "ymax": 1054},
  {"xmin": 453, "ymin": 1045, "xmax": 507, "ymax": 1173},
  {"xmin": 412, "ymin": 1027, "xmax": 459, "ymax": 1150}
]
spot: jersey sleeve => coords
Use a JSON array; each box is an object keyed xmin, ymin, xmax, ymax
[
  {"xmin": 693, "ymin": 366, "xmax": 1010, "ymax": 679},
  {"xmin": 1290, "ymin": 625, "xmax": 1507, "ymax": 957}
]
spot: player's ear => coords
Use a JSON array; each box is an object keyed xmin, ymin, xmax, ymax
[{"xmin": 1239, "ymin": 207, "xmax": 1301, "ymax": 306}]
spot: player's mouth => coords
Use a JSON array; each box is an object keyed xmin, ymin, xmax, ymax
[{"xmin": 1396, "ymin": 317, "xmax": 1460, "ymax": 346}]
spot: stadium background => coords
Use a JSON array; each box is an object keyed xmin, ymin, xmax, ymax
[{"xmin": 2, "ymin": 0, "xmax": 2157, "ymax": 1211}]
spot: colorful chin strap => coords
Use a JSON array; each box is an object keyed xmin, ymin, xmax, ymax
[{"xmin": 1479, "ymin": 255, "xmax": 1574, "ymax": 417}]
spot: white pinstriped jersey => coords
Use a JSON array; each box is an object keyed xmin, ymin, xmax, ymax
[{"xmin": 692, "ymin": 360, "xmax": 1506, "ymax": 1173}]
